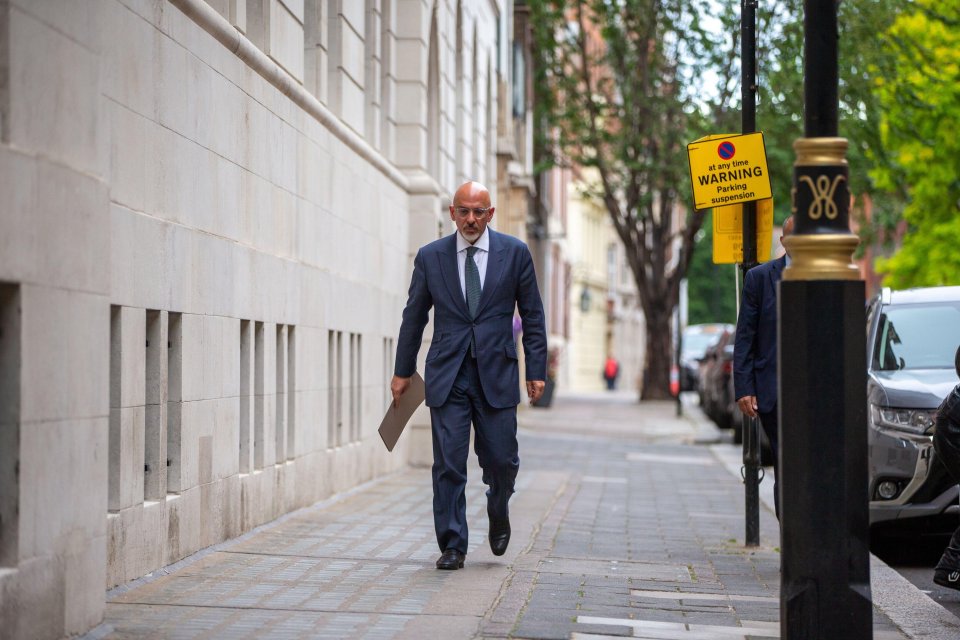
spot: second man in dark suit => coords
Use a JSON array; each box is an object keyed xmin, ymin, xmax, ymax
[{"xmin": 733, "ymin": 216, "xmax": 793, "ymax": 515}]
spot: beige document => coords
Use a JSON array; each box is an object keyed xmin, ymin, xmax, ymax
[{"xmin": 378, "ymin": 372, "xmax": 426, "ymax": 452}]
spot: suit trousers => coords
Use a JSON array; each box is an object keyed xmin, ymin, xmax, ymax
[
  {"xmin": 429, "ymin": 353, "xmax": 519, "ymax": 554},
  {"xmin": 759, "ymin": 408, "xmax": 780, "ymax": 518}
]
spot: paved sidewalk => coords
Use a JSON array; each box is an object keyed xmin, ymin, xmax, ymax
[{"xmin": 91, "ymin": 391, "xmax": 960, "ymax": 639}]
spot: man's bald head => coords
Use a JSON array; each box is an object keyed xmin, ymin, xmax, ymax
[
  {"xmin": 783, "ymin": 216, "xmax": 795, "ymax": 236},
  {"xmin": 781, "ymin": 215, "xmax": 794, "ymax": 257},
  {"xmin": 450, "ymin": 181, "xmax": 495, "ymax": 244},
  {"xmin": 452, "ymin": 181, "xmax": 492, "ymax": 208}
]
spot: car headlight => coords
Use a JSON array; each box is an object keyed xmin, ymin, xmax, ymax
[{"xmin": 870, "ymin": 404, "xmax": 937, "ymax": 435}]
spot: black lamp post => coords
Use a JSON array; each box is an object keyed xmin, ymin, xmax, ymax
[{"xmin": 778, "ymin": 1, "xmax": 872, "ymax": 638}]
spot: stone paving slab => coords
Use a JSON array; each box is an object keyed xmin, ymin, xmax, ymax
[
  {"xmin": 91, "ymin": 392, "xmax": 947, "ymax": 639},
  {"xmin": 534, "ymin": 559, "xmax": 692, "ymax": 583},
  {"xmin": 98, "ymin": 461, "xmax": 565, "ymax": 639}
]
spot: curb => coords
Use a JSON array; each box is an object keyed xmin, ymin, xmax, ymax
[{"xmin": 708, "ymin": 442, "xmax": 960, "ymax": 640}]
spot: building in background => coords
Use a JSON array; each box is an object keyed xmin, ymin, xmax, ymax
[
  {"xmin": 532, "ymin": 161, "xmax": 572, "ymax": 398},
  {"xmin": 0, "ymin": 1, "xmax": 516, "ymax": 637},
  {"xmin": 606, "ymin": 236, "xmax": 646, "ymax": 395},
  {"xmin": 489, "ymin": 0, "xmax": 571, "ymax": 404},
  {"xmin": 494, "ymin": 1, "xmax": 533, "ymax": 244},
  {"xmin": 851, "ymin": 193, "xmax": 902, "ymax": 299},
  {"xmin": 565, "ymin": 173, "xmax": 644, "ymax": 393}
]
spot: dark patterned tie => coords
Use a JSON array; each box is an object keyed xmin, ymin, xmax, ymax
[{"xmin": 466, "ymin": 246, "xmax": 481, "ymax": 319}]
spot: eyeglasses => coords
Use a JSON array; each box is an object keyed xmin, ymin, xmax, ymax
[{"xmin": 453, "ymin": 207, "xmax": 491, "ymax": 218}]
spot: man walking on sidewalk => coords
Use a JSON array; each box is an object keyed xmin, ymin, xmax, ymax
[
  {"xmin": 391, "ymin": 181, "xmax": 547, "ymax": 570},
  {"xmin": 733, "ymin": 216, "xmax": 793, "ymax": 516}
]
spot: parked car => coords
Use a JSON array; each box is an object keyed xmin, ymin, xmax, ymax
[
  {"xmin": 698, "ymin": 325, "xmax": 775, "ymax": 463},
  {"xmin": 867, "ymin": 286, "xmax": 960, "ymax": 538},
  {"xmin": 698, "ymin": 328, "xmax": 736, "ymax": 427},
  {"xmin": 680, "ymin": 323, "xmax": 733, "ymax": 392}
]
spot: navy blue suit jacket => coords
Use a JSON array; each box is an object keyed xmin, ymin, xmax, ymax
[
  {"xmin": 395, "ymin": 229, "xmax": 547, "ymax": 409},
  {"xmin": 733, "ymin": 255, "xmax": 786, "ymax": 414}
]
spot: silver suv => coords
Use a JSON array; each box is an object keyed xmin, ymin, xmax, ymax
[{"xmin": 867, "ymin": 286, "xmax": 960, "ymax": 535}]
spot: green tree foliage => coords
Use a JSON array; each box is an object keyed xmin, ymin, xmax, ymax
[
  {"xmin": 686, "ymin": 211, "xmax": 737, "ymax": 325},
  {"xmin": 754, "ymin": 0, "xmax": 803, "ymax": 221},
  {"xmin": 685, "ymin": 0, "xmax": 906, "ymax": 318},
  {"xmin": 753, "ymin": 0, "xmax": 903, "ymax": 231},
  {"xmin": 529, "ymin": 0, "xmax": 917, "ymax": 394},
  {"xmin": 871, "ymin": 2, "xmax": 960, "ymax": 287},
  {"xmin": 683, "ymin": 1, "xmax": 802, "ymax": 328},
  {"xmin": 529, "ymin": 0, "xmax": 736, "ymax": 400}
]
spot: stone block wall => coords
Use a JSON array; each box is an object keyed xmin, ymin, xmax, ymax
[
  {"xmin": 0, "ymin": 0, "xmax": 504, "ymax": 637},
  {"xmin": 0, "ymin": 0, "xmax": 112, "ymax": 635}
]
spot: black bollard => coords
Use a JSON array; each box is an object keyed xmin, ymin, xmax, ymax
[
  {"xmin": 779, "ymin": 135, "xmax": 873, "ymax": 635},
  {"xmin": 779, "ymin": 274, "xmax": 871, "ymax": 637},
  {"xmin": 778, "ymin": 2, "xmax": 872, "ymax": 637},
  {"xmin": 739, "ymin": 0, "xmax": 761, "ymax": 548}
]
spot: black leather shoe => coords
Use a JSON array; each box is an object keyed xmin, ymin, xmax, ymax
[
  {"xmin": 489, "ymin": 517, "xmax": 511, "ymax": 556},
  {"xmin": 436, "ymin": 549, "xmax": 465, "ymax": 570},
  {"xmin": 935, "ymin": 568, "xmax": 960, "ymax": 591}
]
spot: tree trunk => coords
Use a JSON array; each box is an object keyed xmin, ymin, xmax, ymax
[{"xmin": 641, "ymin": 309, "xmax": 674, "ymax": 400}]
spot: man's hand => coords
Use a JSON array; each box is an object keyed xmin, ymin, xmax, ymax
[
  {"xmin": 391, "ymin": 375, "xmax": 411, "ymax": 408},
  {"xmin": 737, "ymin": 395, "xmax": 758, "ymax": 419},
  {"xmin": 526, "ymin": 380, "xmax": 546, "ymax": 405}
]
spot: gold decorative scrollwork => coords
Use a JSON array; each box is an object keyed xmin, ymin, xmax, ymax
[{"xmin": 798, "ymin": 174, "xmax": 846, "ymax": 220}]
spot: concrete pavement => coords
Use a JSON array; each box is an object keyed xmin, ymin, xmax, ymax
[{"xmin": 87, "ymin": 390, "xmax": 960, "ymax": 639}]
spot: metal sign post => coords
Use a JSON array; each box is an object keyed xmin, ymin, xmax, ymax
[
  {"xmin": 739, "ymin": 0, "xmax": 761, "ymax": 549},
  {"xmin": 686, "ymin": 1, "xmax": 767, "ymax": 548}
]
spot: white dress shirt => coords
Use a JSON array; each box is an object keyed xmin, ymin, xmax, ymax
[{"xmin": 456, "ymin": 228, "xmax": 489, "ymax": 300}]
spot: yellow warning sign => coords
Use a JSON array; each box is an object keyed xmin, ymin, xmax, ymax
[
  {"xmin": 713, "ymin": 199, "xmax": 774, "ymax": 264},
  {"xmin": 688, "ymin": 132, "xmax": 772, "ymax": 211}
]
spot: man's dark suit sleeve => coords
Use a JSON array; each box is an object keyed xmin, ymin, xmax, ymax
[
  {"xmin": 733, "ymin": 268, "xmax": 760, "ymax": 400},
  {"xmin": 516, "ymin": 246, "xmax": 547, "ymax": 381},
  {"xmin": 394, "ymin": 249, "xmax": 432, "ymax": 378}
]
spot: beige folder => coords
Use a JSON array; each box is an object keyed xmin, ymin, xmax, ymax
[{"xmin": 378, "ymin": 372, "xmax": 426, "ymax": 451}]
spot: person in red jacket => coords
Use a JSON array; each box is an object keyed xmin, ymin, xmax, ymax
[{"xmin": 603, "ymin": 355, "xmax": 619, "ymax": 390}]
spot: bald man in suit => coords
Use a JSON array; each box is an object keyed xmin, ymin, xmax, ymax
[{"xmin": 391, "ymin": 182, "xmax": 547, "ymax": 570}]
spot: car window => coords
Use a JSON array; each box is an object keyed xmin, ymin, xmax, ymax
[
  {"xmin": 683, "ymin": 333, "xmax": 721, "ymax": 354},
  {"xmin": 865, "ymin": 297, "xmax": 879, "ymax": 339},
  {"xmin": 873, "ymin": 302, "xmax": 960, "ymax": 371}
]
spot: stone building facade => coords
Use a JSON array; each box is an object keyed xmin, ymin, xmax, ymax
[
  {"xmin": 0, "ymin": 0, "xmax": 515, "ymax": 637},
  {"xmin": 565, "ymin": 175, "xmax": 645, "ymax": 394}
]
